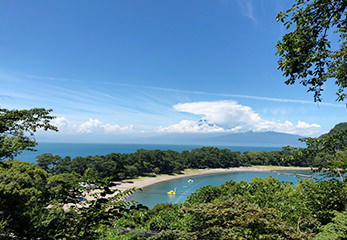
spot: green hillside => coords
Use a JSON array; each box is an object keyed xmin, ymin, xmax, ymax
[{"xmin": 321, "ymin": 122, "xmax": 347, "ymax": 137}]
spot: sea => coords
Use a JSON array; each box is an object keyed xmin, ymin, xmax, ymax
[{"xmin": 14, "ymin": 143, "xmax": 282, "ymax": 163}]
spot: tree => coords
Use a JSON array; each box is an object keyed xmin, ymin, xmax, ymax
[
  {"xmin": 323, "ymin": 122, "xmax": 347, "ymax": 135},
  {"xmin": 45, "ymin": 170, "xmax": 142, "ymax": 240},
  {"xmin": 182, "ymin": 199, "xmax": 312, "ymax": 239},
  {"xmin": 283, "ymin": 129, "xmax": 347, "ymax": 181},
  {"xmin": 0, "ymin": 161, "xmax": 52, "ymax": 238},
  {"xmin": 276, "ymin": 0, "xmax": 347, "ymax": 102},
  {"xmin": 315, "ymin": 210, "xmax": 347, "ymax": 240},
  {"xmin": 0, "ymin": 160, "xmax": 142, "ymax": 239},
  {"xmin": 36, "ymin": 153, "xmax": 62, "ymax": 173},
  {"xmin": 0, "ymin": 108, "xmax": 57, "ymax": 161}
]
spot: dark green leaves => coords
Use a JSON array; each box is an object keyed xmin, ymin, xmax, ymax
[
  {"xmin": 283, "ymin": 129, "xmax": 346, "ymax": 181},
  {"xmin": 0, "ymin": 108, "xmax": 57, "ymax": 161},
  {"xmin": 276, "ymin": 0, "xmax": 347, "ymax": 102}
]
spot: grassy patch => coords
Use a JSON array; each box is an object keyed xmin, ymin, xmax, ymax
[{"xmin": 182, "ymin": 169, "xmax": 204, "ymax": 175}]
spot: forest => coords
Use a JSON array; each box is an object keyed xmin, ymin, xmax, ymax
[{"xmin": 34, "ymin": 147, "xmax": 313, "ymax": 181}]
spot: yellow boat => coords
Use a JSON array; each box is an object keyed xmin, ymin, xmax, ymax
[{"xmin": 167, "ymin": 187, "xmax": 176, "ymax": 195}]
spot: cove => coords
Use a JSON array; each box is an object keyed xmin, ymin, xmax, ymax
[{"xmin": 127, "ymin": 170, "xmax": 312, "ymax": 208}]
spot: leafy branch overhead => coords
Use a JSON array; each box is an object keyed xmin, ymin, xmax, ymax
[
  {"xmin": 0, "ymin": 108, "xmax": 58, "ymax": 161},
  {"xmin": 276, "ymin": 0, "xmax": 347, "ymax": 102}
]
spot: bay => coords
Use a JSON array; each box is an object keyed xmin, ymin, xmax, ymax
[
  {"xmin": 127, "ymin": 170, "xmax": 312, "ymax": 208},
  {"xmin": 14, "ymin": 143, "xmax": 281, "ymax": 163}
]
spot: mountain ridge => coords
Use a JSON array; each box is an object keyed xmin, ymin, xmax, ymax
[{"xmin": 132, "ymin": 131, "xmax": 305, "ymax": 147}]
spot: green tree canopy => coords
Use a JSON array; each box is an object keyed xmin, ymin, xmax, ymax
[
  {"xmin": 283, "ymin": 126, "xmax": 346, "ymax": 181},
  {"xmin": 0, "ymin": 108, "xmax": 57, "ymax": 161},
  {"xmin": 0, "ymin": 161, "xmax": 51, "ymax": 238},
  {"xmin": 276, "ymin": 0, "xmax": 347, "ymax": 102}
]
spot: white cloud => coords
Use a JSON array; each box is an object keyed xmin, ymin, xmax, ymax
[
  {"xmin": 159, "ymin": 120, "xmax": 225, "ymax": 133},
  {"xmin": 296, "ymin": 121, "xmax": 320, "ymax": 129},
  {"xmin": 173, "ymin": 100, "xmax": 261, "ymax": 132},
  {"xmin": 77, "ymin": 118, "xmax": 134, "ymax": 134},
  {"xmin": 77, "ymin": 119, "xmax": 103, "ymax": 133},
  {"xmin": 103, "ymin": 123, "xmax": 134, "ymax": 134},
  {"xmin": 52, "ymin": 117, "xmax": 69, "ymax": 129},
  {"xmin": 50, "ymin": 117, "xmax": 134, "ymax": 134},
  {"xmin": 159, "ymin": 100, "xmax": 322, "ymax": 136}
]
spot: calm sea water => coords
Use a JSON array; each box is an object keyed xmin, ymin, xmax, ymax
[
  {"xmin": 127, "ymin": 170, "xmax": 313, "ymax": 208},
  {"xmin": 14, "ymin": 143, "xmax": 281, "ymax": 163}
]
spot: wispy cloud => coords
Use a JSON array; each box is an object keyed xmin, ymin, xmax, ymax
[
  {"xmin": 0, "ymin": 95, "xmax": 12, "ymax": 100},
  {"xmin": 2, "ymin": 70, "xmax": 343, "ymax": 108},
  {"xmin": 20, "ymin": 74, "xmax": 71, "ymax": 82},
  {"xmin": 237, "ymin": 0, "xmax": 257, "ymax": 24},
  {"xmin": 1, "ymin": 70, "xmax": 344, "ymax": 138},
  {"xmin": 101, "ymin": 81, "xmax": 344, "ymax": 108}
]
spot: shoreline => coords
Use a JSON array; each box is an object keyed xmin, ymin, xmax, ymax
[{"xmin": 114, "ymin": 166, "xmax": 313, "ymax": 191}]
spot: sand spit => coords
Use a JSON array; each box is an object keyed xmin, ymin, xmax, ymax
[{"xmin": 114, "ymin": 166, "xmax": 313, "ymax": 191}]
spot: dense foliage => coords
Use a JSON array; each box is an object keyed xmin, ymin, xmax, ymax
[
  {"xmin": 0, "ymin": 161, "xmax": 52, "ymax": 238},
  {"xmin": 276, "ymin": 0, "xmax": 347, "ymax": 102},
  {"xmin": 0, "ymin": 108, "xmax": 57, "ymax": 161},
  {"xmin": 34, "ymin": 147, "xmax": 315, "ymax": 180},
  {"xmin": 324, "ymin": 122, "xmax": 347, "ymax": 135},
  {"xmin": 2, "ymin": 158, "xmax": 346, "ymax": 239},
  {"xmin": 284, "ymin": 126, "xmax": 347, "ymax": 181},
  {"xmin": 0, "ymin": 161, "xmax": 141, "ymax": 239}
]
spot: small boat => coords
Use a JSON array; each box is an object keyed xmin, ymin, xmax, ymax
[
  {"xmin": 188, "ymin": 179, "xmax": 194, "ymax": 183},
  {"xmin": 167, "ymin": 187, "xmax": 176, "ymax": 195}
]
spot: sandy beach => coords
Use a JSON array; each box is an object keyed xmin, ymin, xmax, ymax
[{"xmin": 115, "ymin": 166, "xmax": 313, "ymax": 191}]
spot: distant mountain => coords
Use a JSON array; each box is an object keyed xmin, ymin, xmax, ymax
[
  {"xmin": 205, "ymin": 131, "xmax": 304, "ymax": 147},
  {"xmin": 133, "ymin": 131, "xmax": 305, "ymax": 147}
]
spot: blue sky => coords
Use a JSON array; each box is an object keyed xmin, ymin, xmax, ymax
[{"xmin": 0, "ymin": 0, "xmax": 345, "ymax": 142}]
